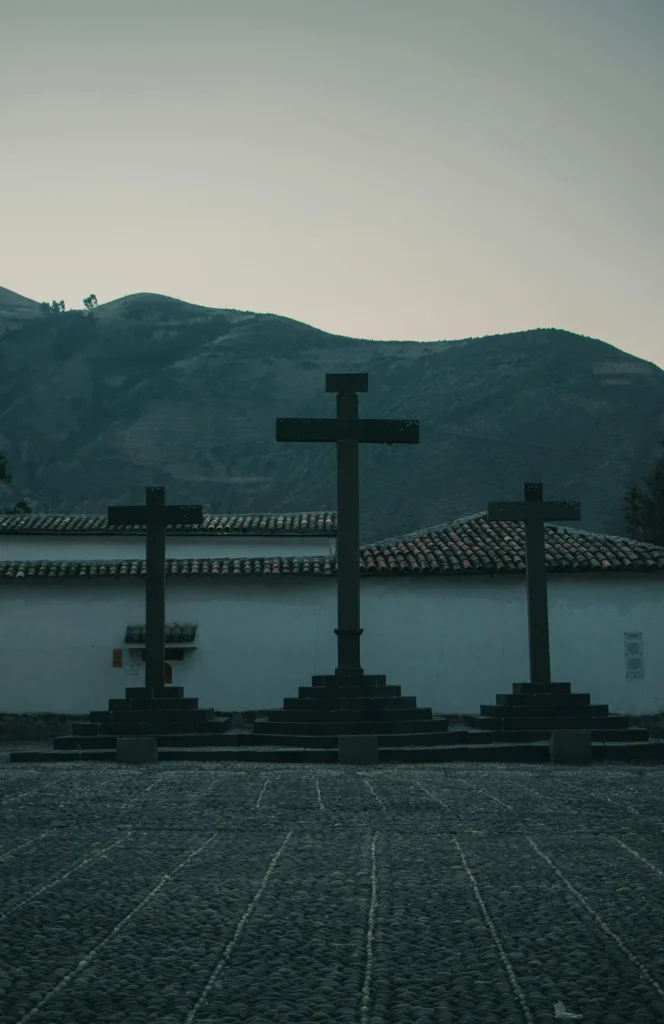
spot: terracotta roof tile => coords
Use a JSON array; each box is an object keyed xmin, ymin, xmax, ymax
[
  {"xmin": 0, "ymin": 511, "xmax": 336, "ymax": 536},
  {"xmin": 0, "ymin": 512, "xmax": 662, "ymax": 578},
  {"xmin": 0, "ymin": 555, "xmax": 335, "ymax": 579},
  {"xmin": 362, "ymin": 512, "xmax": 664, "ymax": 574}
]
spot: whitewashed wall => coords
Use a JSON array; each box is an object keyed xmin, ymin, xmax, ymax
[
  {"xmin": 0, "ymin": 571, "xmax": 662, "ymax": 717},
  {"xmin": 360, "ymin": 574, "xmax": 664, "ymax": 716},
  {"xmin": 0, "ymin": 576, "xmax": 338, "ymax": 716},
  {"xmin": 0, "ymin": 534, "xmax": 336, "ymax": 561}
]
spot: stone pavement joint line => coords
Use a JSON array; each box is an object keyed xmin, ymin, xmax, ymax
[
  {"xmin": 525, "ymin": 834, "xmax": 664, "ymax": 1002},
  {"xmin": 359, "ymin": 831, "xmax": 380, "ymax": 1024},
  {"xmin": 182, "ymin": 832, "xmax": 293, "ymax": 1024},
  {"xmin": 12, "ymin": 830, "xmax": 222, "ymax": 1024},
  {"xmin": 2, "ymin": 764, "xmax": 664, "ymax": 1022},
  {"xmin": 0, "ymin": 830, "xmax": 134, "ymax": 920}
]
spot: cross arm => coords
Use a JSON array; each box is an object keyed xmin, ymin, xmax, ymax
[
  {"xmin": 107, "ymin": 504, "xmax": 204, "ymax": 527},
  {"xmin": 487, "ymin": 500, "xmax": 581, "ymax": 523},
  {"xmin": 276, "ymin": 418, "xmax": 419, "ymax": 444}
]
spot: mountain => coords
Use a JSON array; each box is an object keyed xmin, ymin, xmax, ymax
[
  {"xmin": 0, "ymin": 287, "xmax": 662, "ymax": 543},
  {"xmin": 0, "ymin": 287, "xmax": 42, "ymax": 334}
]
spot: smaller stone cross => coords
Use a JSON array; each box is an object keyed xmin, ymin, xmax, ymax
[
  {"xmin": 108, "ymin": 487, "xmax": 203, "ymax": 695},
  {"xmin": 487, "ymin": 482, "xmax": 581, "ymax": 683}
]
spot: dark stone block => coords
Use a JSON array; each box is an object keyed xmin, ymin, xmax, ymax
[
  {"xmin": 550, "ymin": 731, "xmax": 591, "ymax": 764},
  {"xmin": 117, "ymin": 737, "xmax": 158, "ymax": 764},
  {"xmin": 125, "ymin": 686, "xmax": 185, "ymax": 699},
  {"xmin": 109, "ymin": 697, "xmax": 200, "ymax": 711},
  {"xmin": 512, "ymin": 682, "xmax": 572, "ymax": 695},
  {"xmin": 10, "ymin": 736, "xmax": 664, "ymax": 763},
  {"xmin": 253, "ymin": 717, "xmax": 451, "ymax": 736},
  {"xmin": 90, "ymin": 709, "xmax": 215, "ymax": 724},
  {"xmin": 339, "ymin": 735, "xmax": 378, "ymax": 764},
  {"xmin": 298, "ymin": 685, "xmax": 402, "ymax": 699},
  {"xmin": 464, "ymin": 715, "xmax": 630, "ymax": 731},
  {"xmin": 479, "ymin": 704, "xmax": 609, "ymax": 718},
  {"xmin": 284, "ymin": 696, "xmax": 417, "ymax": 711},
  {"xmin": 496, "ymin": 692, "xmax": 589, "ymax": 707},
  {"xmin": 312, "ymin": 674, "xmax": 387, "ymax": 687},
  {"xmin": 266, "ymin": 707, "xmax": 434, "ymax": 724}
]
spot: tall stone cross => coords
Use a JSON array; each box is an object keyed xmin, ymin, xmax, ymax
[
  {"xmin": 487, "ymin": 482, "xmax": 581, "ymax": 683},
  {"xmin": 276, "ymin": 373, "xmax": 419, "ymax": 679},
  {"xmin": 107, "ymin": 487, "xmax": 203, "ymax": 695}
]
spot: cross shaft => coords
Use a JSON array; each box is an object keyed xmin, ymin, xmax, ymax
[{"xmin": 487, "ymin": 482, "xmax": 581, "ymax": 683}]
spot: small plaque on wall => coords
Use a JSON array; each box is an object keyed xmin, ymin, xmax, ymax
[
  {"xmin": 624, "ymin": 632, "xmax": 644, "ymax": 679},
  {"xmin": 112, "ymin": 648, "xmax": 123, "ymax": 668}
]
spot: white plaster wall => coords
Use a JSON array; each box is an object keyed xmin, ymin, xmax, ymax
[
  {"xmin": 0, "ymin": 534, "xmax": 336, "ymax": 561},
  {"xmin": 547, "ymin": 574, "xmax": 664, "ymax": 715},
  {"xmin": 359, "ymin": 574, "xmax": 664, "ymax": 716},
  {"xmin": 0, "ymin": 571, "xmax": 662, "ymax": 717},
  {"xmin": 0, "ymin": 576, "xmax": 338, "ymax": 715}
]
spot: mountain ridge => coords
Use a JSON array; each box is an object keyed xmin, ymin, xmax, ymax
[{"xmin": 0, "ymin": 286, "xmax": 661, "ymax": 543}]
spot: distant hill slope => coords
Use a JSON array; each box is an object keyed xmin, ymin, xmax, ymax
[
  {"xmin": 0, "ymin": 288, "xmax": 662, "ymax": 542},
  {"xmin": 0, "ymin": 286, "xmax": 42, "ymax": 334}
]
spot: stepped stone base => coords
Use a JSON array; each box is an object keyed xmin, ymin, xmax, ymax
[
  {"xmin": 5, "ymin": 677, "xmax": 664, "ymax": 764},
  {"xmin": 463, "ymin": 681, "xmax": 656, "ymax": 748},
  {"xmin": 8, "ymin": 739, "xmax": 664, "ymax": 764}
]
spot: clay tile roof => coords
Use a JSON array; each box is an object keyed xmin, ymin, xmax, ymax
[
  {"xmin": 0, "ymin": 510, "xmax": 337, "ymax": 536},
  {"xmin": 360, "ymin": 511, "xmax": 664, "ymax": 574},
  {"xmin": 0, "ymin": 512, "xmax": 662, "ymax": 580},
  {"xmin": 0, "ymin": 555, "xmax": 336, "ymax": 579}
]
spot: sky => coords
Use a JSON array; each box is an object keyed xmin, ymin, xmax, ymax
[{"xmin": 2, "ymin": 0, "xmax": 662, "ymax": 365}]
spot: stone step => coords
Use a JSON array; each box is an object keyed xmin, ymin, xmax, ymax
[
  {"xmin": 487, "ymin": 727, "xmax": 650, "ymax": 743},
  {"xmin": 253, "ymin": 718, "xmax": 451, "ymax": 736},
  {"xmin": 125, "ymin": 687, "xmax": 186, "ymax": 699},
  {"xmin": 379, "ymin": 739, "xmax": 663, "ymax": 762},
  {"xmin": 311, "ymin": 674, "xmax": 387, "ymax": 687},
  {"xmin": 463, "ymin": 714, "xmax": 631, "ymax": 731},
  {"xmin": 90, "ymin": 709, "xmax": 215, "ymax": 724},
  {"xmin": 108, "ymin": 698, "xmax": 200, "ymax": 712},
  {"xmin": 283, "ymin": 696, "xmax": 417, "ymax": 711},
  {"xmin": 11, "ymin": 738, "xmax": 664, "ymax": 764},
  {"xmin": 52, "ymin": 729, "xmax": 493, "ymax": 751},
  {"xmin": 266, "ymin": 707, "xmax": 434, "ymax": 723},
  {"xmin": 512, "ymin": 682, "xmax": 572, "ymax": 695},
  {"xmin": 298, "ymin": 685, "xmax": 402, "ymax": 699},
  {"xmin": 70, "ymin": 723, "xmax": 106, "ymax": 737},
  {"xmin": 72, "ymin": 719, "xmax": 229, "ymax": 737},
  {"xmin": 495, "ymin": 693, "xmax": 590, "ymax": 707},
  {"xmin": 479, "ymin": 704, "xmax": 610, "ymax": 718}
]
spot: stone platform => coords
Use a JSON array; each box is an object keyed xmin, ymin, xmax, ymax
[
  {"xmin": 461, "ymin": 681, "xmax": 652, "ymax": 744},
  {"xmin": 7, "ymin": 678, "xmax": 664, "ymax": 764}
]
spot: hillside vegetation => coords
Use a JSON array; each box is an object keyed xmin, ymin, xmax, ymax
[{"xmin": 0, "ymin": 287, "xmax": 662, "ymax": 542}]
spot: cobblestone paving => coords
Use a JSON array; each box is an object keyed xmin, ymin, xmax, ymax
[{"xmin": 1, "ymin": 747, "xmax": 664, "ymax": 1024}]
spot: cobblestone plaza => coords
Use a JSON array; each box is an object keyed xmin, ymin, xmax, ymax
[{"xmin": 1, "ymin": 749, "xmax": 663, "ymax": 1024}]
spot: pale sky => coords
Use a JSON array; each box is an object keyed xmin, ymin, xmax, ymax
[{"xmin": 2, "ymin": 0, "xmax": 662, "ymax": 365}]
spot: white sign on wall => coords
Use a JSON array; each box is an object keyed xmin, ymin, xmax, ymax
[{"xmin": 624, "ymin": 632, "xmax": 644, "ymax": 679}]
